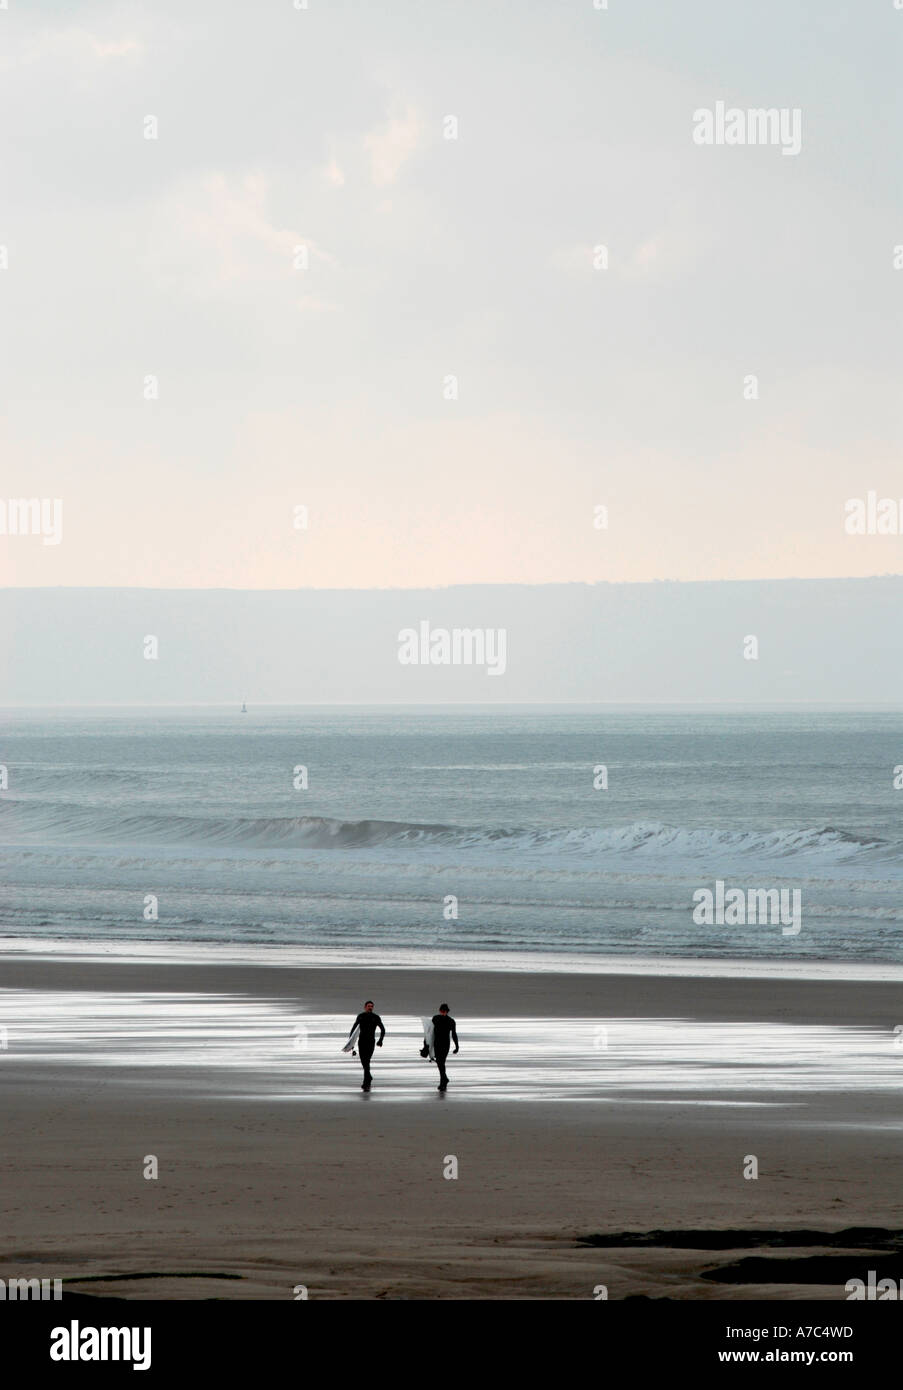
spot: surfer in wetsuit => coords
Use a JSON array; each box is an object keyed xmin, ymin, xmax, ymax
[
  {"xmin": 431, "ymin": 1003, "xmax": 459, "ymax": 1091},
  {"xmin": 349, "ymin": 1000, "xmax": 385, "ymax": 1090}
]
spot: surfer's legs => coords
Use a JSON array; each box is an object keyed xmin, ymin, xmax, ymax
[
  {"xmin": 435, "ymin": 1045, "xmax": 449, "ymax": 1089},
  {"xmin": 358, "ymin": 1039, "xmax": 375, "ymax": 1087}
]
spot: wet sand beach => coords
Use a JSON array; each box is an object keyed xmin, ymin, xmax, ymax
[{"xmin": 1, "ymin": 949, "xmax": 902, "ymax": 1299}]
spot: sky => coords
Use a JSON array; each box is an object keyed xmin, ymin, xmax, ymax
[
  {"xmin": 6, "ymin": 579, "xmax": 903, "ymax": 704},
  {"xmin": 0, "ymin": 0, "xmax": 900, "ymax": 590}
]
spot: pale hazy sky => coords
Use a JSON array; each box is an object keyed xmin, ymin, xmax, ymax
[{"xmin": 1, "ymin": 0, "xmax": 900, "ymax": 589}]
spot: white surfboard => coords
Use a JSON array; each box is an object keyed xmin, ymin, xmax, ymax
[
  {"xmin": 342, "ymin": 1023, "xmax": 360, "ymax": 1054},
  {"xmin": 421, "ymin": 1016, "xmax": 436, "ymax": 1061}
]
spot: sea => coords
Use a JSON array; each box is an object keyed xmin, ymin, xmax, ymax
[{"xmin": 2, "ymin": 706, "xmax": 902, "ymax": 965}]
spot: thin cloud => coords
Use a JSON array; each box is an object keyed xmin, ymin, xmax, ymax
[
  {"xmin": 144, "ymin": 171, "xmax": 337, "ymax": 298},
  {"xmin": 363, "ymin": 105, "xmax": 423, "ymax": 186},
  {"xmin": 0, "ymin": 27, "xmax": 144, "ymax": 70},
  {"xmin": 322, "ymin": 155, "xmax": 346, "ymax": 189}
]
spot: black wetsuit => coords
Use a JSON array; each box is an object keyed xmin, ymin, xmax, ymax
[
  {"xmin": 432, "ymin": 1013, "xmax": 458, "ymax": 1086},
  {"xmin": 350, "ymin": 1011, "xmax": 385, "ymax": 1084}
]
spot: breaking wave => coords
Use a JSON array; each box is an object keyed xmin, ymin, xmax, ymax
[{"xmin": 0, "ymin": 798, "xmax": 895, "ymax": 866}]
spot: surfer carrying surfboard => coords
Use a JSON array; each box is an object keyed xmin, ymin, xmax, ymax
[
  {"xmin": 347, "ymin": 1001, "xmax": 385, "ymax": 1090},
  {"xmin": 430, "ymin": 1004, "xmax": 459, "ymax": 1091}
]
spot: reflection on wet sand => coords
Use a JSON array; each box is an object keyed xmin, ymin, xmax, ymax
[{"xmin": 1, "ymin": 988, "xmax": 900, "ymax": 1105}]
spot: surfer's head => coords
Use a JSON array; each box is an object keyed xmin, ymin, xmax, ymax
[
  {"xmin": 364, "ymin": 1000, "xmax": 374, "ymax": 1011},
  {"xmin": 438, "ymin": 1003, "xmax": 449, "ymax": 1013}
]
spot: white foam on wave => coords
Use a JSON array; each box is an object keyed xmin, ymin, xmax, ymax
[{"xmin": 2, "ymin": 799, "xmax": 897, "ymax": 868}]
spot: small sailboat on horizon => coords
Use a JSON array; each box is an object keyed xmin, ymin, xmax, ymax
[{"xmin": 240, "ymin": 701, "xmax": 247, "ymax": 713}]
